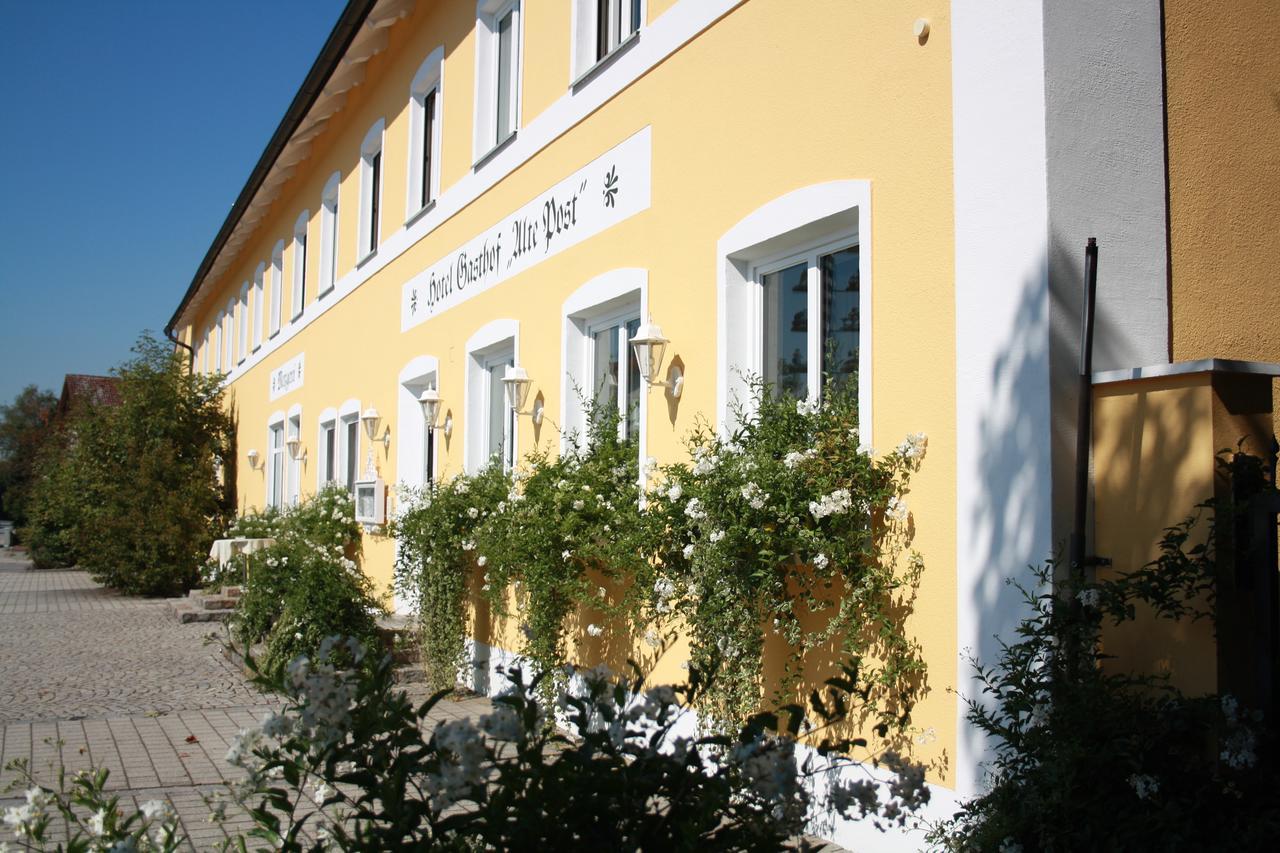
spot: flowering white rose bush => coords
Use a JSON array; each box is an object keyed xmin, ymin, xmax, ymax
[
  {"xmin": 226, "ymin": 484, "xmax": 383, "ymax": 679},
  {"xmin": 2, "ymin": 759, "xmax": 182, "ymax": 851},
  {"xmin": 935, "ymin": 459, "xmax": 1279, "ymax": 850},
  {"xmin": 216, "ymin": 637, "xmax": 929, "ymax": 850},
  {"xmin": 644, "ymin": 382, "xmax": 928, "ymax": 727},
  {"xmin": 392, "ymin": 464, "xmax": 509, "ymax": 693}
]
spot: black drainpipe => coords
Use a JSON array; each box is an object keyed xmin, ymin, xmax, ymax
[
  {"xmin": 166, "ymin": 326, "xmax": 195, "ymax": 373},
  {"xmin": 1069, "ymin": 238, "xmax": 1102, "ymax": 582}
]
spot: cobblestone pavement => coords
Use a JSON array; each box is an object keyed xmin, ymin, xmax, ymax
[{"xmin": 0, "ymin": 554, "xmax": 490, "ymax": 849}]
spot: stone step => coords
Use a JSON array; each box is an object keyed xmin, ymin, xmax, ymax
[
  {"xmin": 169, "ymin": 600, "xmax": 235, "ymax": 624},
  {"xmin": 200, "ymin": 595, "xmax": 237, "ymax": 611},
  {"xmin": 222, "ymin": 585, "xmax": 243, "ymax": 598},
  {"xmin": 188, "ymin": 588, "xmax": 207, "ymax": 600},
  {"xmin": 392, "ymin": 664, "xmax": 426, "ymax": 684}
]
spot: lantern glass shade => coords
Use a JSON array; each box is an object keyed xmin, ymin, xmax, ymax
[
  {"xmin": 502, "ymin": 366, "xmax": 532, "ymax": 412},
  {"xmin": 360, "ymin": 407, "xmax": 382, "ymax": 441},
  {"xmin": 286, "ymin": 437, "xmax": 301, "ymax": 460},
  {"xmin": 629, "ymin": 321, "xmax": 669, "ymax": 385},
  {"xmin": 247, "ymin": 449, "xmax": 260, "ymax": 467},
  {"xmin": 419, "ymin": 388, "xmax": 441, "ymax": 428}
]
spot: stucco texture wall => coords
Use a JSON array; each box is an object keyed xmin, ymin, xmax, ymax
[{"xmin": 1166, "ymin": 0, "xmax": 1280, "ymax": 363}]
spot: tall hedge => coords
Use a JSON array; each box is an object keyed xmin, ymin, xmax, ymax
[{"xmin": 23, "ymin": 335, "xmax": 234, "ymax": 594}]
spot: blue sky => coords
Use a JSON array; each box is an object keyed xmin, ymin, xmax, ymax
[{"xmin": 0, "ymin": 1, "xmax": 347, "ymax": 403}]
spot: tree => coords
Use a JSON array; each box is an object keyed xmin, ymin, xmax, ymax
[
  {"xmin": 23, "ymin": 334, "xmax": 235, "ymax": 593},
  {"xmin": 0, "ymin": 385, "xmax": 57, "ymax": 528}
]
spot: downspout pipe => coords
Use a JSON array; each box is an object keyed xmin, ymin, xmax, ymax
[
  {"xmin": 166, "ymin": 326, "xmax": 195, "ymax": 373},
  {"xmin": 1068, "ymin": 238, "xmax": 1100, "ymax": 581}
]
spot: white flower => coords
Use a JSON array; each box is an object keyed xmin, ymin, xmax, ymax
[
  {"xmin": 885, "ymin": 496, "xmax": 909, "ymax": 522},
  {"xmin": 462, "ymin": 540, "xmax": 476, "ymax": 551},
  {"xmin": 709, "ymin": 529, "xmax": 725, "ymax": 543},
  {"xmin": 597, "ymin": 586, "xmax": 607, "ymax": 599},
  {"xmin": 740, "ymin": 482, "xmax": 768, "ymax": 510},
  {"xmin": 666, "ymin": 483, "xmax": 683, "ymax": 501},
  {"xmin": 562, "ymin": 549, "xmax": 573, "ymax": 562},
  {"xmin": 684, "ymin": 498, "xmax": 707, "ymax": 521},
  {"xmin": 139, "ymin": 800, "xmax": 174, "ymax": 822},
  {"xmin": 808, "ymin": 488, "xmax": 853, "ymax": 520},
  {"xmin": 682, "ymin": 543, "xmax": 695, "ymax": 560},
  {"xmin": 796, "ymin": 397, "xmax": 820, "ymax": 416},
  {"xmin": 1077, "ymin": 588, "xmax": 1100, "ymax": 609},
  {"xmin": 467, "ymin": 507, "xmax": 479, "ymax": 519},
  {"xmin": 896, "ymin": 431, "xmax": 928, "ymax": 461},
  {"xmin": 294, "ymin": 631, "xmax": 303, "ymax": 641},
  {"xmin": 88, "ymin": 808, "xmax": 108, "ymax": 836},
  {"xmin": 1128, "ymin": 773, "xmax": 1160, "ymax": 800},
  {"xmin": 857, "ymin": 442, "xmax": 876, "ymax": 458},
  {"xmin": 643, "ymin": 629, "xmax": 660, "ymax": 648},
  {"xmin": 783, "ymin": 450, "xmax": 805, "ymax": 469},
  {"xmin": 643, "ymin": 456, "xmax": 658, "ymax": 475},
  {"xmin": 477, "ymin": 555, "xmax": 488, "ymax": 567},
  {"xmin": 573, "ymin": 499, "xmax": 585, "ymax": 511},
  {"xmin": 813, "ymin": 553, "xmax": 829, "ymax": 570},
  {"xmin": 586, "ymin": 623, "xmax": 604, "ymax": 637}
]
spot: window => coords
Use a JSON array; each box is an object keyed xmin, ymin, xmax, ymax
[
  {"xmin": 267, "ymin": 420, "xmax": 285, "ymax": 508},
  {"xmin": 212, "ymin": 316, "xmax": 222, "ymax": 373},
  {"xmin": 573, "ymin": 0, "xmax": 642, "ymax": 79},
  {"xmin": 225, "ymin": 299, "xmax": 236, "ymax": 367},
  {"xmin": 397, "ymin": 356, "xmax": 442, "ymax": 492},
  {"xmin": 238, "ymin": 283, "xmax": 249, "ymax": 364},
  {"xmin": 253, "ymin": 263, "xmax": 265, "ymax": 350},
  {"xmin": 287, "ymin": 410, "xmax": 302, "ymax": 505},
  {"xmin": 319, "ymin": 172, "xmax": 341, "ymax": 296},
  {"xmin": 475, "ymin": 0, "xmax": 521, "ymax": 159},
  {"xmin": 338, "ymin": 400, "xmax": 361, "ymax": 494},
  {"xmin": 269, "ymin": 241, "xmax": 284, "ymax": 337},
  {"xmin": 359, "ymin": 121, "xmax": 384, "ymax": 261},
  {"xmin": 318, "ymin": 413, "xmax": 337, "ymax": 486},
  {"xmin": 718, "ymin": 181, "xmax": 871, "ymax": 435},
  {"xmin": 407, "ymin": 48, "xmax": 444, "ymax": 219},
  {"xmin": 590, "ymin": 316, "xmax": 642, "ymax": 442},
  {"xmin": 465, "ymin": 321, "xmax": 518, "ymax": 473},
  {"xmin": 292, "ymin": 211, "xmax": 309, "ymax": 320}
]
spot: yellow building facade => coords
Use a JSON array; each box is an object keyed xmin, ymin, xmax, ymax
[{"xmin": 166, "ymin": 1, "xmax": 1272, "ymax": 846}]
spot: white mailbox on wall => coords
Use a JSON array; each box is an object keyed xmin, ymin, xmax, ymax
[{"xmin": 353, "ymin": 476, "xmax": 386, "ymax": 527}]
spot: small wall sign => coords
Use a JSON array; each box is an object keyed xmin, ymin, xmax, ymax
[
  {"xmin": 269, "ymin": 353, "xmax": 305, "ymax": 401},
  {"xmin": 401, "ymin": 126, "xmax": 652, "ymax": 332}
]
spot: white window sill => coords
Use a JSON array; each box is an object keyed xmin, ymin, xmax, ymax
[
  {"xmin": 318, "ymin": 284, "xmax": 334, "ymax": 300},
  {"xmin": 405, "ymin": 198, "xmax": 437, "ymax": 229},
  {"xmin": 571, "ymin": 30, "xmax": 640, "ymax": 92},
  {"xmin": 357, "ymin": 247, "xmax": 379, "ymax": 269},
  {"xmin": 290, "ymin": 310, "xmax": 304, "ymax": 323},
  {"xmin": 474, "ymin": 130, "xmax": 519, "ymax": 170}
]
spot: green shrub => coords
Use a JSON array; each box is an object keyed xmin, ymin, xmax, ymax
[
  {"xmin": 230, "ymin": 484, "xmax": 382, "ymax": 679},
  {"xmin": 21, "ymin": 334, "xmax": 232, "ymax": 591}
]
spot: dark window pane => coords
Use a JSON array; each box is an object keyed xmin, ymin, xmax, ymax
[
  {"xmin": 346, "ymin": 420, "xmax": 358, "ymax": 491},
  {"xmin": 368, "ymin": 151, "xmax": 381, "ymax": 254},
  {"xmin": 762, "ymin": 261, "xmax": 808, "ymax": 399},
  {"xmin": 596, "ymin": 0, "xmax": 610, "ymax": 60},
  {"xmin": 821, "ymin": 244, "xmax": 859, "ymax": 392},
  {"xmin": 422, "ymin": 90, "xmax": 435, "ymax": 207},
  {"xmin": 625, "ymin": 317, "xmax": 641, "ymax": 444},
  {"xmin": 496, "ymin": 11, "xmax": 514, "ymax": 141}
]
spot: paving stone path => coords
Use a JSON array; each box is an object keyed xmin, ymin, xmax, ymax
[{"xmin": 0, "ymin": 553, "xmax": 489, "ymax": 850}]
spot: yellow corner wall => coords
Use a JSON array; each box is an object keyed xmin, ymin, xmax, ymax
[
  {"xmin": 182, "ymin": 0, "xmax": 957, "ymax": 782},
  {"xmin": 1166, "ymin": 0, "xmax": 1280, "ymax": 364}
]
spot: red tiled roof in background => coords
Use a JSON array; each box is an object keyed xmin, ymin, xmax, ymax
[{"xmin": 56, "ymin": 374, "xmax": 122, "ymax": 420}]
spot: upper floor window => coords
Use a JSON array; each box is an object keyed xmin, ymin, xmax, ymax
[
  {"xmin": 292, "ymin": 211, "xmax": 309, "ymax": 321},
  {"xmin": 359, "ymin": 121, "xmax": 385, "ymax": 261},
  {"xmin": 269, "ymin": 240, "xmax": 285, "ymax": 338},
  {"xmin": 573, "ymin": 0, "xmax": 642, "ymax": 80},
  {"xmin": 237, "ymin": 283, "xmax": 249, "ymax": 364},
  {"xmin": 474, "ymin": 0, "xmax": 521, "ymax": 159},
  {"xmin": 252, "ymin": 263, "xmax": 265, "ymax": 350},
  {"xmin": 225, "ymin": 298, "xmax": 237, "ymax": 367},
  {"xmin": 319, "ymin": 172, "xmax": 341, "ymax": 296},
  {"xmin": 211, "ymin": 316, "xmax": 222, "ymax": 373},
  {"xmin": 408, "ymin": 47, "xmax": 444, "ymax": 219}
]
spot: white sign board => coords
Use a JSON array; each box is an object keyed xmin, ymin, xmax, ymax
[
  {"xmin": 269, "ymin": 353, "xmax": 305, "ymax": 401},
  {"xmin": 401, "ymin": 126, "xmax": 652, "ymax": 332}
]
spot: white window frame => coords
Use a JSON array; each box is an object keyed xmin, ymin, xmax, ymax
[
  {"xmin": 571, "ymin": 0, "xmax": 643, "ymax": 82},
  {"xmin": 338, "ymin": 398, "xmax": 362, "ymax": 493},
  {"xmin": 319, "ymin": 172, "xmax": 341, "ymax": 297},
  {"xmin": 561, "ymin": 268, "xmax": 647, "ymax": 457},
  {"xmin": 269, "ymin": 240, "xmax": 285, "ymax": 337},
  {"xmin": 717, "ymin": 181, "xmax": 872, "ymax": 443},
  {"xmin": 464, "ymin": 319, "xmax": 519, "ymax": 473},
  {"xmin": 358, "ymin": 120, "xmax": 385, "ymax": 264},
  {"xmin": 407, "ymin": 47, "xmax": 445, "ymax": 222},
  {"xmin": 200, "ymin": 327, "xmax": 209, "ymax": 374},
  {"xmin": 225, "ymin": 298, "xmax": 236, "ymax": 367},
  {"xmin": 292, "ymin": 210, "xmax": 309, "ymax": 321},
  {"xmin": 211, "ymin": 315, "xmax": 222, "ymax": 373},
  {"xmin": 237, "ymin": 283, "xmax": 249, "ymax": 364},
  {"xmin": 317, "ymin": 407, "xmax": 338, "ymax": 489},
  {"xmin": 266, "ymin": 412, "xmax": 286, "ymax": 509},
  {"xmin": 286, "ymin": 405, "xmax": 303, "ymax": 506},
  {"xmin": 473, "ymin": 0, "xmax": 523, "ymax": 162},
  {"xmin": 397, "ymin": 355, "xmax": 442, "ymax": 491},
  {"xmin": 252, "ymin": 263, "xmax": 266, "ymax": 350}
]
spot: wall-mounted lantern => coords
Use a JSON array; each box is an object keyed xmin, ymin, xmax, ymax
[
  {"xmin": 630, "ymin": 320, "xmax": 683, "ymax": 397},
  {"xmin": 247, "ymin": 449, "xmax": 261, "ymax": 470},
  {"xmin": 419, "ymin": 387, "xmax": 453, "ymax": 439},
  {"xmin": 503, "ymin": 366, "xmax": 544, "ymax": 425},
  {"xmin": 361, "ymin": 406, "xmax": 391, "ymax": 450}
]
